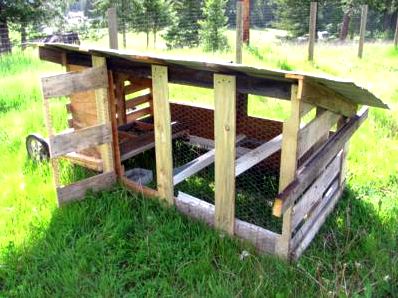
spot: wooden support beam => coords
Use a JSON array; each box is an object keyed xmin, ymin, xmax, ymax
[
  {"xmin": 273, "ymin": 107, "xmax": 368, "ymax": 216},
  {"xmin": 301, "ymin": 81, "xmax": 357, "ymax": 117},
  {"xmin": 235, "ymin": 134, "xmax": 282, "ymax": 176},
  {"xmin": 107, "ymin": 7, "xmax": 118, "ymax": 50},
  {"xmin": 49, "ymin": 124, "xmax": 112, "ymax": 158},
  {"xmin": 126, "ymin": 106, "xmax": 152, "ymax": 122},
  {"xmin": 41, "ymin": 66, "xmax": 108, "ymax": 99},
  {"xmin": 92, "ymin": 56, "xmax": 115, "ymax": 173},
  {"xmin": 308, "ymin": 2, "xmax": 317, "ymax": 61},
  {"xmin": 235, "ymin": 0, "xmax": 243, "ymax": 63},
  {"xmin": 152, "ymin": 65, "xmax": 174, "ymax": 205},
  {"xmin": 214, "ymin": 74, "xmax": 236, "ymax": 235},
  {"xmin": 358, "ymin": 5, "xmax": 368, "ymax": 59},
  {"xmin": 188, "ymin": 135, "xmax": 251, "ymax": 156},
  {"xmin": 275, "ymin": 83, "xmax": 303, "ymax": 259},
  {"xmin": 125, "ymin": 93, "xmax": 152, "ymax": 109}
]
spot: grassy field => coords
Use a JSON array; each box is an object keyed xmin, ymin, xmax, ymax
[{"xmin": 0, "ymin": 32, "xmax": 397, "ymax": 296}]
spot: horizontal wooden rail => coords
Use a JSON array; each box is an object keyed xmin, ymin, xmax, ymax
[
  {"xmin": 176, "ymin": 192, "xmax": 280, "ymax": 254},
  {"xmin": 273, "ymin": 107, "xmax": 368, "ymax": 217},
  {"xmin": 173, "ymin": 135, "xmax": 246, "ymax": 186},
  {"xmin": 235, "ymin": 134, "xmax": 282, "ymax": 176},
  {"xmin": 124, "ymin": 79, "xmax": 152, "ymax": 95},
  {"xmin": 42, "ymin": 66, "xmax": 108, "ymax": 99},
  {"xmin": 126, "ymin": 106, "xmax": 152, "ymax": 122},
  {"xmin": 125, "ymin": 93, "xmax": 152, "ymax": 110},
  {"xmin": 57, "ymin": 171, "xmax": 116, "ymax": 205},
  {"xmin": 49, "ymin": 123, "xmax": 112, "ymax": 158},
  {"xmin": 188, "ymin": 135, "xmax": 251, "ymax": 156}
]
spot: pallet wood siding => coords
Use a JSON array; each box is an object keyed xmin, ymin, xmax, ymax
[
  {"xmin": 214, "ymin": 74, "xmax": 237, "ymax": 235},
  {"xmin": 42, "ymin": 66, "xmax": 108, "ymax": 99},
  {"xmin": 152, "ymin": 65, "xmax": 174, "ymax": 205},
  {"xmin": 292, "ymin": 152, "xmax": 342, "ymax": 230},
  {"xmin": 49, "ymin": 124, "xmax": 112, "ymax": 158},
  {"xmin": 274, "ymin": 107, "xmax": 368, "ymax": 216}
]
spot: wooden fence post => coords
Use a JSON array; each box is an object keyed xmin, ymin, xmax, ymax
[
  {"xmin": 236, "ymin": 0, "xmax": 243, "ymax": 64},
  {"xmin": 151, "ymin": 65, "xmax": 174, "ymax": 205},
  {"xmin": 394, "ymin": 16, "xmax": 398, "ymax": 49},
  {"xmin": 308, "ymin": 2, "xmax": 317, "ymax": 61},
  {"xmin": 214, "ymin": 74, "xmax": 237, "ymax": 235},
  {"xmin": 358, "ymin": 5, "xmax": 368, "ymax": 59},
  {"xmin": 242, "ymin": 0, "xmax": 250, "ymax": 44},
  {"xmin": 276, "ymin": 83, "xmax": 303, "ymax": 259},
  {"xmin": 108, "ymin": 7, "xmax": 118, "ymax": 50}
]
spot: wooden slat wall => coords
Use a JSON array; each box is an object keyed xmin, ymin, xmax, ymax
[
  {"xmin": 42, "ymin": 66, "xmax": 108, "ymax": 99},
  {"xmin": 214, "ymin": 74, "xmax": 237, "ymax": 235},
  {"xmin": 152, "ymin": 65, "xmax": 174, "ymax": 205}
]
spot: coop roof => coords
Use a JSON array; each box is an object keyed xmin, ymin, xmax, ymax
[{"xmin": 38, "ymin": 43, "xmax": 388, "ymax": 109}]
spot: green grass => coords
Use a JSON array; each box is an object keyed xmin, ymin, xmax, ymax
[{"xmin": 0, "ymin": 36, "xmax": 398, "ymax": 296}]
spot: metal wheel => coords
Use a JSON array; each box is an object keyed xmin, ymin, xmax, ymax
[{"xmin": 26, "ymin": 134, "xmax": 50, "ymax": 161}]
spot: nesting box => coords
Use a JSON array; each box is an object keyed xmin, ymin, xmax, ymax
[{"xmin": 38, "ymin": 44, "xmax": 387, "ymax": 260}]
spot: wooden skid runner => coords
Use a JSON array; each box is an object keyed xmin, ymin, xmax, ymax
[
  {"xmin": 49, "ymin": 123, "xmax": 112, "ymax": 158},
  {"xmin": 57, "ymin": 172, "xmax": 116, "ymax": 205},
  {"xmin": 42, "ymin": 66, "xmax": 108, "ymax": 99}
]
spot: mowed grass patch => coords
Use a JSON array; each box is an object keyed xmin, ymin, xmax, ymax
[{"xmin": 0, "ymin": 42, "xmax": 397, "ymax": 296}]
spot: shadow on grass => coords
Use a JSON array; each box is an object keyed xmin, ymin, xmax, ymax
[{"xmin": 0, "ymin": 185, "xmax": 396, "ymax": 296}]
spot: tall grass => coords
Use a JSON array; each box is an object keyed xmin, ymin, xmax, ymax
[{"xmin": 0, "ymin": 40, "xmax": 397, "ymax": 296}]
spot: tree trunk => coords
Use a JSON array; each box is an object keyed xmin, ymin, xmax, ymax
[
  {"xmin": 153, "ymin": 28, "xmax": 157, "ymax": 48},
  {"xmin": 122, "ymin": 20, "xmax": 126, "ymax": 48},
  {"xmin": 340, "ymin": 12, "xmax": 351, "ymax": 41},
  {"xmin": 0, "ymin": 4, "xmax": 12, "ymax": 54},
  {"xmin": 21, "ymin": 23, "xmax": 27, "ymax": 51}
]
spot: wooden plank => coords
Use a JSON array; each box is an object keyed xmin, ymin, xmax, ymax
[
  {"xmin": 235, "ymin": 0, "xmax": 243, "ymax": 63},
  {"xmin": 337, "ymin": 117, "xmax": 349, "ymax": 186},
  {"xmin": 275, "ymin": 83, "xmax": 302, "ymax": 259},
  {"xmin": 214, "ymin": 74, "xmax": 236, "ymax": 235},
  {"xmin": 114, "ymin": 73, "xmax": 127, "ymax": 125},
  {"xmin": 41, "ymin": 66, "xmax": 108, "ymax": 99},
  {"xmin": 124, "ymin": 78, "xmax": 152, "ymax": 95},
  {"xmin": 49, "ymin": 124, "xmax": 112, "ymax": 158},
  {"xmin": 235, "ymin": 134, "xmax": 282, "ymax": 177},
  {"xmin": 152, "ymin": 65, "xmax": 174, "ymax": 205},
  {"xmin": 125, "ymin": 93, "xmax": 152, "ymax": 109},
  {"xmin": 63, "ymin": 152, "xmax": 103, "ymax": 172},
  {"xmin": 122, "ymin": 176, "xmax": 159, "ymax": 198},
  {"xmin": 273, "ymin": 107, "xmax": 368, "ymax": 216},
  {"xmin": 126, "ymin": 106, "xmax": 152, "ymax": 122},
  {"xmin": 174, "ymin": 135, "xmax": 246, "ymax": 186},
  {"xmin": 301, "ymin": 81, "xmax": 357, "ymax": 117},
  {"xmin": 394, "ymin": 17, "xmax": 398, "ymax": 49},
  {"xmin": 298, "ymin": 109, "xmax": 340, "ymax": 158},
  {"xmin": 290, "ymin": 180, "xmax": 342, "ymax": 260},
  {"xmin": 188, "ymin": 135, "xmax": 251, "ymax": 156},
  {"xmin": 92, "ymin": 56, "xmax": 115, "ymax": 173},
  {"xmin": 292, "ymin": 152, "xmax": 341, "ymax": 229},
  {"xmin": 57, "ymin": 172, "xmax": 116, "ymax": 205},
  {"xmin": 176, "ymin": 192, "xmax": 279, "ymax": 254}
]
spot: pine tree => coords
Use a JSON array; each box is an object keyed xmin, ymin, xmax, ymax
[
  {"xmin": 199, "ymin": 0, "xmax": 229, "ymax": 52},
  {"xmin": 163, "ymin": 0, "xmax": 203, "ymax": 49}
]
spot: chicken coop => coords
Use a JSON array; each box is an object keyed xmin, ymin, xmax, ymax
[{"xmin": 37, "ymin": 43, "xmax": 387, "ymax": 260}]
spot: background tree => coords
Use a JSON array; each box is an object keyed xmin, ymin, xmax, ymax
[
  {"xmin": 199, "ymin": 0, "xmax": 229, "ymax": 52},
  {"xmin": 163, "ymin": 0, "xmax": 203, "ymax": 49}
]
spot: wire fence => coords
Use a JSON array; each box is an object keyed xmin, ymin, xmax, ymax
[{"xmin": 1, "ymin": 1, "xmax": 397, "ymax": 59}]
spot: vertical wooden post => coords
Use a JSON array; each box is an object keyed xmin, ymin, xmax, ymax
[
  {"xmin": 276, "ymin": 83, "xmax": 303, "ymax": 259},
  {"xmin": 308, "ymin": 2, "xmax": 317, "ymax": 61},
  {"xmin": 151, "ymin": 65, "xmax": 174, "ymax": 205},
  {"xmin": 358, "ymin": 5, "xmax": 368, "ymax": 59},
  {"xmin": 394, "ymin": 16, "xmax": 398, "ymax": 49},
  {"xmin": 92, "ymin": 56, "xmax": 115, "ymax": 173},
  {"xmin": 337, "ymin": 117, "xmax": 349, "ymax": 187},
  {"xmin": 242, "ymin": 0, "xmax": 250, "ymax": 45},
  {"xmin": 214, "ymin": 74, "xmax": 237, "ymax": 235},
  {"xmin": 108, "ymin": 7, "xmax": 118, "ymax": 50},
  {"xmin": 235, "ymin": 0, "xmax": 243, "ymax": 64}
]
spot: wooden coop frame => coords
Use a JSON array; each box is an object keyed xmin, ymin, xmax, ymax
[{"xmin": 38, "ymin": 44, "xmax": 387, "ymax": 260}]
